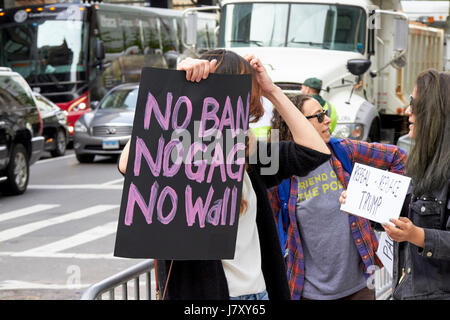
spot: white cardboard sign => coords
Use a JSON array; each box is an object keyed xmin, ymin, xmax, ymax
[
  {"xmin": 340, "ymin": 163, "xmax": 411, "ymax": 224},
  {"xmin": 376, "ymin": 232, "xmax": 394, "ymax": 277}
]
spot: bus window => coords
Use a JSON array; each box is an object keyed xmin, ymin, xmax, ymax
[
  {"xmin": 98, "ymin": 11, "xmax": 123, "ymax": 59},
  {"xmin": 1, "ymin": 20, "xmax": 86, "ymax": 84},
  {"xmin": 120, "ymin": 14, "xmax": 142, "ymax": 55},
  {"xmin": 37, "ymin": 21, "xmax": 84, "ymax": 72},
  {"xmin": 1, "ymin": 25, "xmax": 34, "ymax": 78},
  {"xmin": 141, "ymin": 15, "xmax": 160, "ymax": 54},
  {"xmin": 159, "ymin": 16, "xmax": 178, "ymax": 53}
]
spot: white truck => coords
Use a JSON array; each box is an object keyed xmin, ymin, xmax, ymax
[{"xmin": 184, "ymin": 0, "xmax": 446, "ymax": 143}]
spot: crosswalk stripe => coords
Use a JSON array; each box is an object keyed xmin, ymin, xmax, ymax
[
  {"xmin": 0, "ymin": 251, "xmax": 118, "ymax": 260},
  {"xmin": 101, "ymin": 178, "xmax": 124, "ymax": 186},
  {"xmin": 0, "ymin": 204, "xmax": 60, "ymax": 223},
  {"xmin": 0, "ymin": 251, "xmax": 117, "ymax": 260},
  {"xmin": 0, "ymin": 204, "xmax": 119, "ymax": 243},
  {"xmin": 19, "ymin": 221, "xmax": 118, "ymax": 255},
  {"xmin": 0, "ymin": 280, "xmax": 91, "ymax": 290},
  {"xmin": 35, "ymin": 154, "xmax": 75, "ymax": 165}
]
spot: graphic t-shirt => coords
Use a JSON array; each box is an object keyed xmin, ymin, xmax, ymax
[{"xmin": 296, "ymin": 161, "xmax": 367, "ymax": 299}]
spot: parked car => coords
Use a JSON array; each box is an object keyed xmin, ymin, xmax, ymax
[
  {"xmin": 33, "ymin": 92, "xmax": 69, "ymax": 157},
  {"xmin": 0, "ymin": 67, "xmax": 44, "ymax": 195},
  {"xmin": 73, "ymin": 83, "xmax": 138, "ymax": 163}
]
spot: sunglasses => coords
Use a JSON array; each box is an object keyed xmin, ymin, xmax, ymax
[
  {"xmin": 306, "ymin": 110, "xmax": 327, "ymax": 123},
  {"xmin": 409, "ymin": 95, "xmax": 416, "ymax": 112}
]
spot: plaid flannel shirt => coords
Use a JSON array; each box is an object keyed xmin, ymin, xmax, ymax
[{"xmin": 268, "ymin": 139, "xmax": 407, "ymax": 299}]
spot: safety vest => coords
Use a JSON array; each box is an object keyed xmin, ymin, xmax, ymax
[
  {"xmin": 323, "ymin": 101, "xmax": 337, "ymax": 134},
  {"xmin": 250, "ymin": 126, "xmax": 271, "ymax": 139}
]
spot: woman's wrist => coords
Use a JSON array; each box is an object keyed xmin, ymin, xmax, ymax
[{"xmin": 410, "ymin": 226, "xmax": 425, "ymax": 248}]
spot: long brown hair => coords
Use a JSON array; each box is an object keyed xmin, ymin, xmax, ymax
[
  {"xmin": 406, "ymin": 69, "xmax": 450, "ymax": 195},
  {"xmin": 269, "ymin": 94, "xmax": 312, "ymax": 142},
  {"xmin": 200, "ymin": 49, "xmax": 264, "ymax": 124},
  {"xmin": 199, "ymin": 49, "xmax": 264, "ymax": 214}
]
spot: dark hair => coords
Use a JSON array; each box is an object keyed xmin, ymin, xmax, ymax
[
  {"xmin": 407, "ymin": 69, "xmax": 450, "ymax": 195},
  {"xmin": 199, "ymin": 49, "xmax": 264, "ymax": 123},
  {"xmin": 269, "ymin": 94, "xmax": 312, "ymax": 142},
  {"xmin": 199, "ymin": 49, "xmax": 264, "ymax": 214}
]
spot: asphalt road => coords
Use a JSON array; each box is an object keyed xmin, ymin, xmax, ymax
[{"xmin": 0, "ymin": 149, "xmax": 147, "ymax": 300}]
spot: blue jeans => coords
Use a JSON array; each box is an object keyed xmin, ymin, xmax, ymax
[{"xmin": 230, "ymin": 290, "xmax": 269, "ymax": 300}]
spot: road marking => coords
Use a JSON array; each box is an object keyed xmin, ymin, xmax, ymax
[
  {"xmin": 0, "ymin": 204, "xmax": 60, "ymax": 223},
  {"xmin": 102, "ymin": 178, "xmax": 124, "ymax": 186},
  {"xmin": 36, "ymin": 154, "xmax": 76, "ymax": 165},
  {"xmin": 0, "ymin": 251, "xmax": 119, "ymax": 260},
  {"xmin": 0, "ymin": 280, "xmax": 91, "ymax": 290},
  {"xmin": 28, "ymin": 178, "xmax": 124, "ymax": 190},
  {"xmin": 0, "ymin": 278, "xmax": 156, "ymax": 292},
  {"xmin": 28, "ymin": 177, "xmax": 124, "ymax": 190},
  {"xmin": 0, "ymin": 204, "xmax": 119, "ymax": 243},
  {"xmin": 19, "ymin": 221, "xmax": 118, "ymax": 255},
  {"xmin": 28, "ymin": 184, "xmax": 123, "ymax": 190}
]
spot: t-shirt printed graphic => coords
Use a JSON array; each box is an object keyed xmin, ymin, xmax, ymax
[
  {"xmin": 295, "ymin": 161, "xmax": 367, "ymax": 299},
  {"xmin": 297, "ymin": 167, "xmax": 344, "ymax": 202}
]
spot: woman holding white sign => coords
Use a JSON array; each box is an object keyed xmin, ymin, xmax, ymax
[
  {"xmin": 380, "ymin": 69, "xmax": 450, "ymax": 300},
  {"xmin": 269, "ymin": 95, "xmax": 407, "ymax": 300},
  {"xmin": 341, "ymin": 69, "xmax": 450, "ymax": 299},
  {"xmin": 118, "ymin": 50, "xmax": 331, "ymax": 300}
]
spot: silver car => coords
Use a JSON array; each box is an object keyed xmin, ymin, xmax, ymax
[{"xmin": 73, "ymin": 83, "xmax": 138, "ymax": 163}]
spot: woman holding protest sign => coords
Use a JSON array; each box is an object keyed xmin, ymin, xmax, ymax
[
  {"xmin": 268, "ymin": 94, "xmax": 406, "ymax": 300},
  {"xmin": 340, "ymin": 69, "xmax": 450, "ymax": 299},
  {"xmin": 118, "ymin": 49, "xmax": 331, "ymax": 300},
  {"xmin": 383, "ymin": 69, "xmax": 450, "ymax": 300}
]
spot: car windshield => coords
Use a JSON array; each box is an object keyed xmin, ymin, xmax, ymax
[
  {"xmin": 99, "ymin": 88, "xmax": 138, "ymax": 110},
  {"xmin": 0, "ymin": 20, "xmax": 87, "ymax": 83},
  {"xmin": 218, "ymin": 2, "xmax": 366, "ymax": 53}
]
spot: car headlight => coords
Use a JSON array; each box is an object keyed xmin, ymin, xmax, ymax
[
  {"xmin": 332, "ymin": 123, "xmax": 364, "ymax": 140},
  {"xmin": 74, "ymin": 120, "xmax": 88, "ymax": 133}
]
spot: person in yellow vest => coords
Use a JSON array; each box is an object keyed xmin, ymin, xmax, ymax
[{"xmin": 302, "ymin": 77, "xmax": 337, "ymax": 134}]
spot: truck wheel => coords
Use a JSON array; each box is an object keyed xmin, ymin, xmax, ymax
[
  {"xmin": 2, "ymin": 144, "xmax": 29, "ymax": 195},
  {"xmin": 51, "ymin": 129, "xmax": 67, "ymax": 157},
  {"xmin": 76, "ymin": 153, "xmax": 95, "ymax": 163},
  {"xmin": 368, "ymin": 119, "xmax": 380, "ymax": 143}
]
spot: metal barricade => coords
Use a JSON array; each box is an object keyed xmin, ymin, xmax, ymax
[
  {"xmin": 81, "ymin": 259, "xmax": 155, "ymax": 300},
  {"xmin": 81, "ymin": 258, "xmax": 393, "ymax": 300},
  {"xmin": 374, "ymin": 267, "xmax": 393, "ymax": 300}
]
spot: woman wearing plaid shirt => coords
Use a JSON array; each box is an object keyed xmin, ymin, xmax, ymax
[{"xmin": 268, "ymin": 94, "xmax": 407, "ymax": 300}]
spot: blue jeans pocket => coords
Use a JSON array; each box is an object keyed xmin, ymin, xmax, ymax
[{"xmin": 230, "ymin": 290, "xmax": 269, "ymax": 300}]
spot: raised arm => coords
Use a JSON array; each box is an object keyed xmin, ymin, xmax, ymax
[
  {"xmin": 179, "ymin": 54, "xmax": 329, "ymax": 155},
  {"xmin": 243, "ymin": 54, "xmax": 330, "ymax": 155}
]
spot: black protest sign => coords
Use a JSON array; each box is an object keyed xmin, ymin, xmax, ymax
[{"xmin": 114, "ymin": 67, "xmax": 251, "ymax": 260}]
